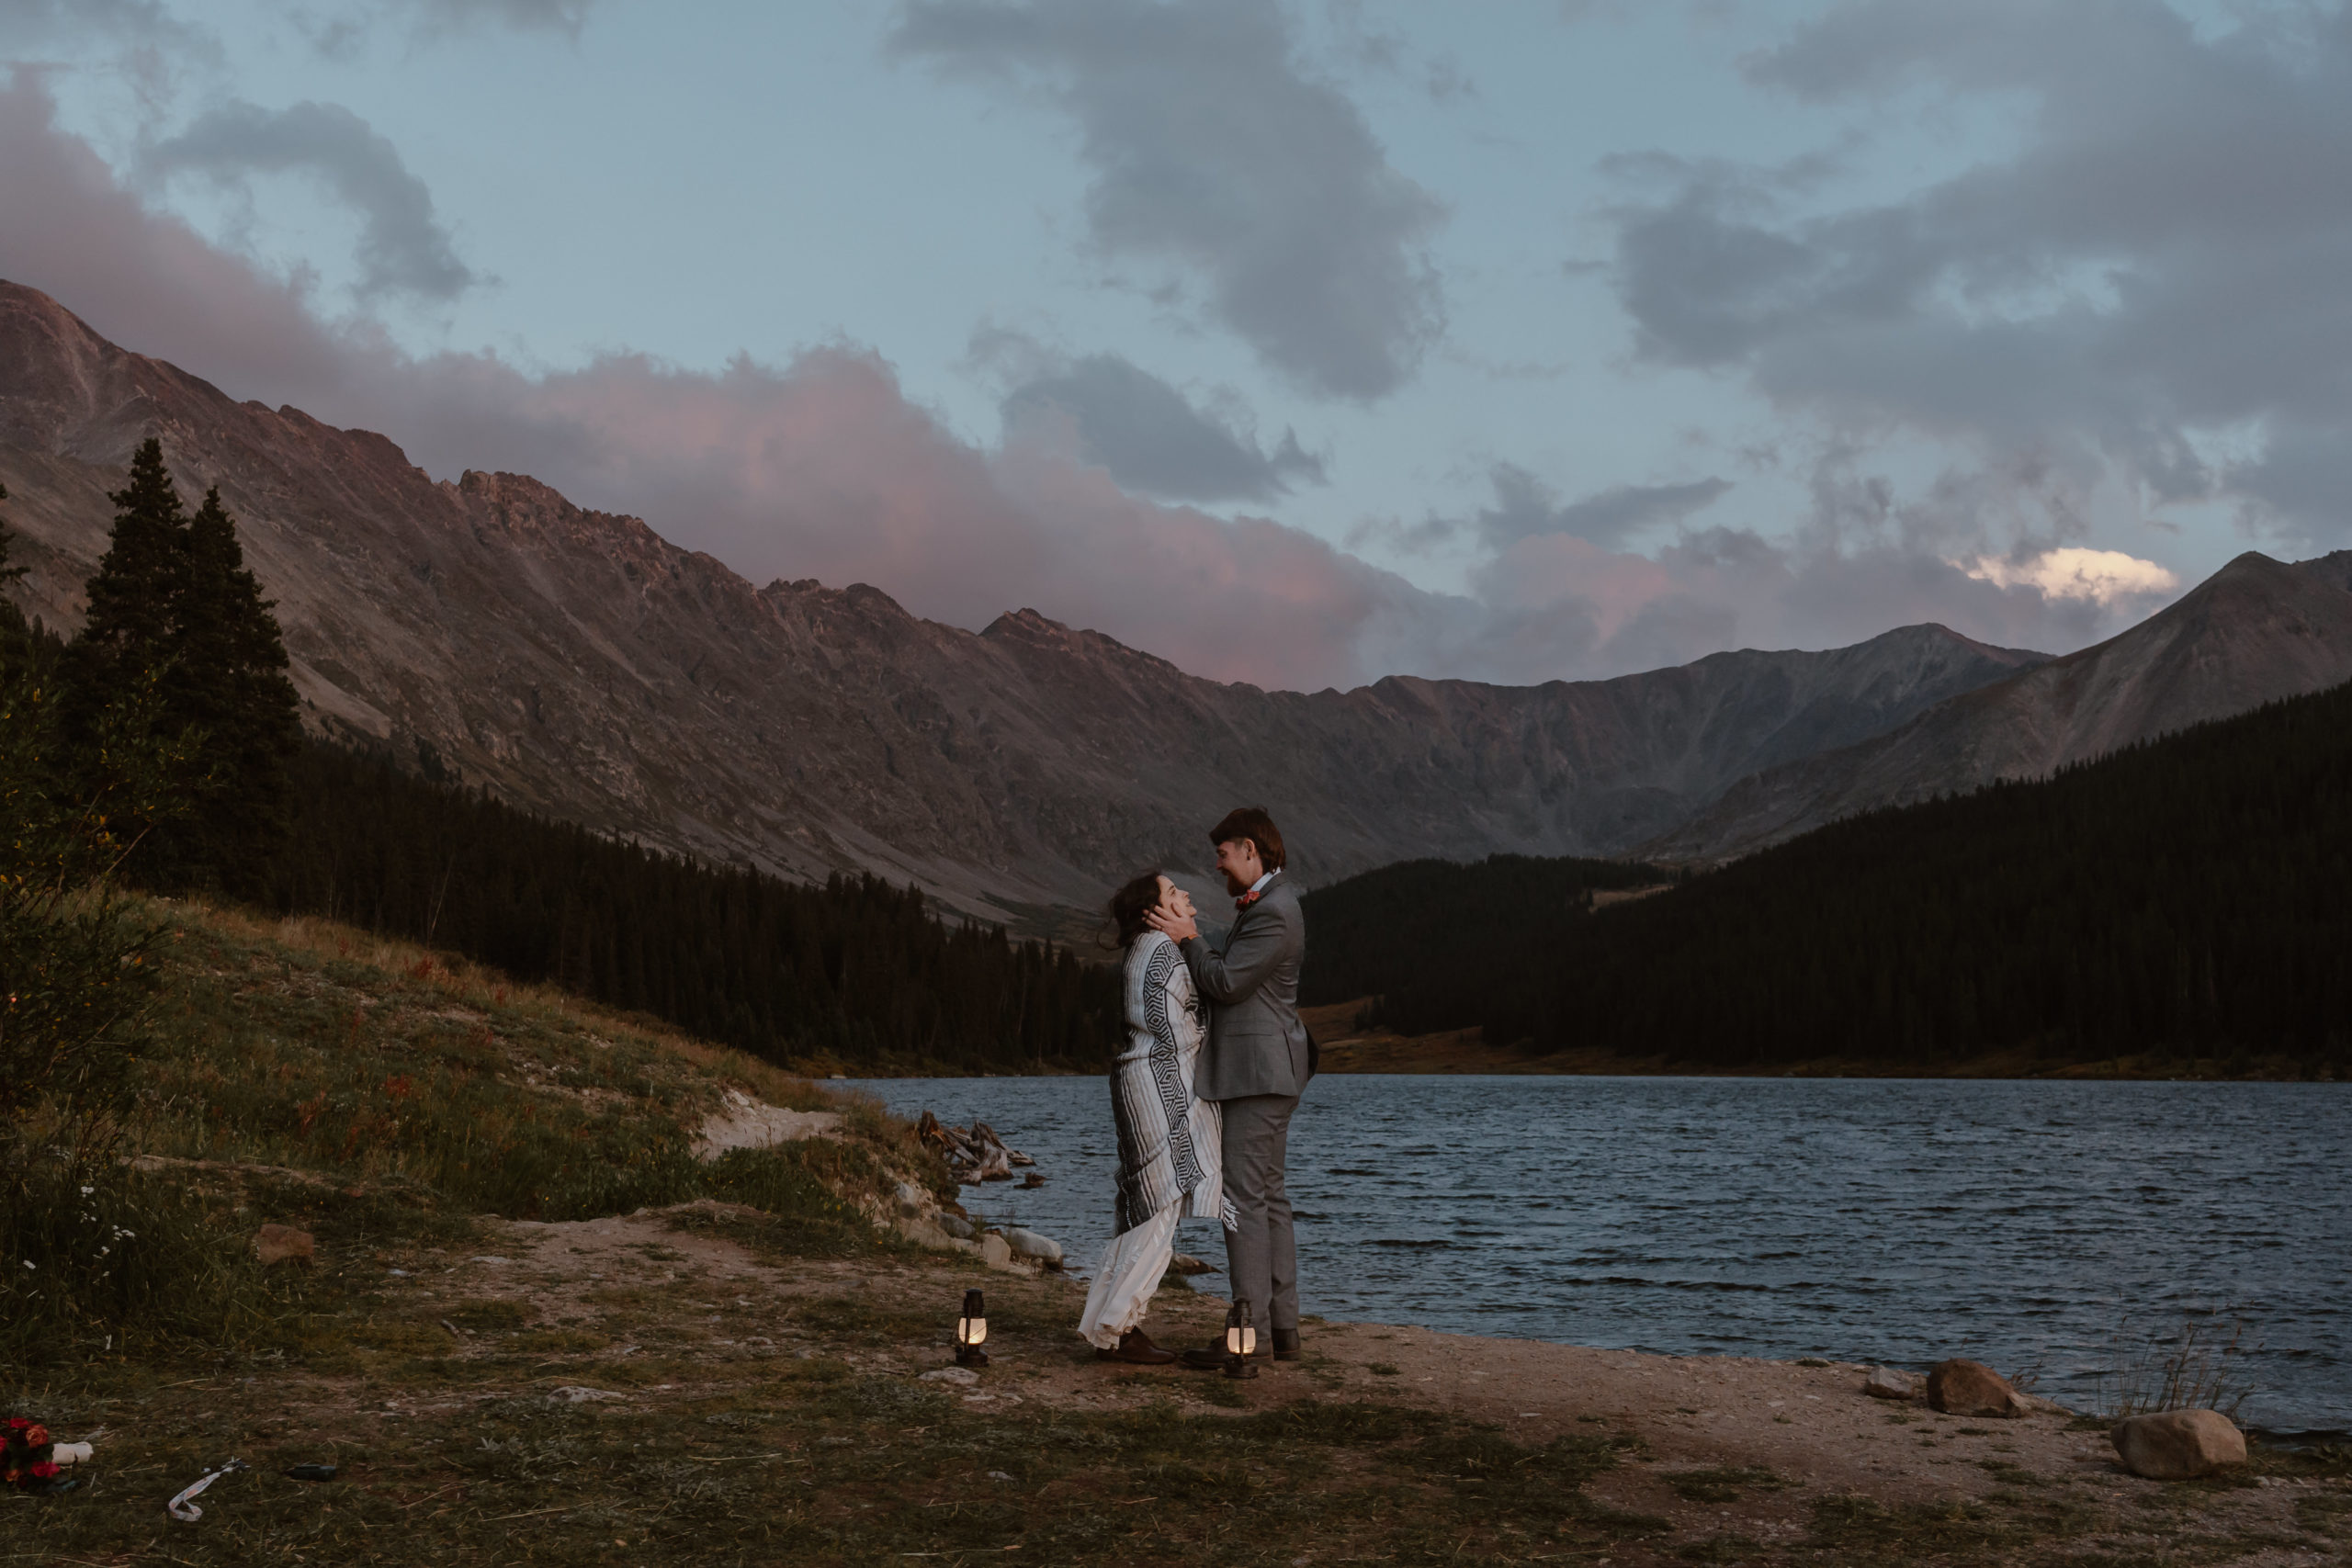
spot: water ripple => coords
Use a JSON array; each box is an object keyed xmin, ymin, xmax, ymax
[{"xmin": 846, "ymin": 1075, "xmax": 2352, "ymax": 1430}]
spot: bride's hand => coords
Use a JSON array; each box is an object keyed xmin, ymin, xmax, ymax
[{"xmin": 1144, "ymin": 905, "xmax": 1198, "ymax": 942}]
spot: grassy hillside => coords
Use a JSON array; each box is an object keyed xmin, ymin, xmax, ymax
[
  {"xmin": 1308, "ymin": 681, "xmax": 2352, "ymax": 1074},
  {"xmin": 3, "ymin": 896, "xmax": 951, "ymax": 1364}
]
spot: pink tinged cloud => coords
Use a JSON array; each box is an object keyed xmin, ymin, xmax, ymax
[{"xmin": 0, "ymin": 72, "xmax": 2177, "ymax": 692}]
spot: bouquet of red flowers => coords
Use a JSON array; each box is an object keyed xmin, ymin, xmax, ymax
[{"xmin": 4, "ymin": 1417, "xmax": 64, "ymax": 1492}]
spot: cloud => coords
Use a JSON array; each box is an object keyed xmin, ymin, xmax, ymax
[
  {"xmin": 1, "ymin": 70, "xmax": 2171, "ymax": 694},
  {"xmin": 142, "ymin": 98, "xmax": 476, "ymax": 300},
  {"xmin": 990, "ymin": 343, "xmax": 1325, "ymax": 502},
  {"xmin": 889, "ymin": 0, "xmax": 1445, "ymax": 400},
  {"xmin": 1476, "ymin": 465, "xmax": 1731, "ymax": 549},
  {"xmin": 1961, "ymin": 546, "xmax": 2177, "ymax": 606},
  {"xmin": 1604, "ymin": 0, "xmax": 2352, "ymax": 544}
]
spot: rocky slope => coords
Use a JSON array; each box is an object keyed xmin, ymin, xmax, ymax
[
  {"xmin": 1645, "ymin": 547, "xmax": 2352, "ymax": 862},
  {"xmin": 0, "ymin": 279, "xmax": 2041, "ymax": 916}
]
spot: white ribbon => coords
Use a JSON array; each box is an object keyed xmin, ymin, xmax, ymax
[{"xmin": 166, "ymin": 1459, "xmax": 247, "ymax": 1521}]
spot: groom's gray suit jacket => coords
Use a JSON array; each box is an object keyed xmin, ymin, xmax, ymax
[{"xmin": 1180, "ymin": 874, "xmax": 1308, "ymax": 1101}]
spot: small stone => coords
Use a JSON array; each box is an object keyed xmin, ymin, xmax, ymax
[
  {"xmin": 253, "ymin": 1224, "xmax": 315, "ymax": 1269},
  {"xmin": 896, "ymin": 1181, "xmax": 926, "ymax": 1211},
  {"xmin": 2111, "ymin": 1409, "xmax": 2248, "ymax": 1480},
  {"xmin": 1926, "ymin": 1359, "xmax": 2029, "ymax": 1418},
  {"xmin": 920, "ymin": 1366, "xmax": 980, "ymax": 1385},
  {"xmin": 1864, "ymin": 1366, "xmax": 1919, "ymax": 1400},
  {"xmin": 548, "ymin": 1386, "xmax": 628, "ymax": 1404},
  {"xmin": 978, "ymin": 1232, "xmax": 1013, "ymax": 1268},
  {"xmin": 938, "ymin": 1214, "xmax": 976, "ymax": 1240},
  {"xmin": 1170, "ymin": 1253, "xmax": 1218, "ymax": 1276},
  {"xmin": 1004, "ymin": 1228, "xmax": 1062, "ymax": 1265}
]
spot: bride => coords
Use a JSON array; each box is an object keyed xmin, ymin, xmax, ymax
[{"xmin": 1078, "ymin": 870, "xmax": 1230, "ymax": 1364}]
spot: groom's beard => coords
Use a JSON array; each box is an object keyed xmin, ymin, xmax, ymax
[{"xmin": 1222, "ymin": 871, "xmax": 1249, "ymax": 896}]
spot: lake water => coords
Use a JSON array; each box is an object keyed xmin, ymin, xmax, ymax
[{"xmin": 843, "ymin": 1075, "xmax": 2352, "ymax": 1434}]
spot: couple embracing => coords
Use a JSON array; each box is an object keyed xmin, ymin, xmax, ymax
[{"xmin": 1079, "ymin": 806, "xmax": 1308, "ymax": 1368}]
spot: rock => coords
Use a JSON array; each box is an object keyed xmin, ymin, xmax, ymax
[
  {"xmin": 1926, "ymin": 1359, "xmax": 2029, "ymax": 1417},
  {"xmin": 1864, "ymin": 1366, "xmax": 1919, "ymax": 1400},
  {"xmin": 898, "ymin": 1219, "xmax": 956, "ymax": 1252},
  {"xmin": 253, "ymin": 1224, "xmax": 315, "ymax": 1269},
  {"xmin": 548, "ymin": 1387, "xmax": 628, "ymax": 1404},
  {"xmin": 2111, "ymin": 1410, "xmax": 2248, "ymax": 1479},
  {"xmin": 920, "ymin": 1366, "xmax": 980, "ymax": 1386},
  {"xmin": 978, "ymin": 1232, "xmax": 1013, "ymax": 1268},
  {"xmin": 938, "ymin": 1213, "xmax": 976, "ymax": 1240},
  {"xmin": 1170, "ymin": 1253, "xmax": 1218, "ymax": 1276},
  {"xmin": 896, "ymin": 1180, "xmax": 926, "ymax": 1211},
  {"xmin": 1005, "ymin": 1228, "xmax": 1062, "ymax": 1266}
]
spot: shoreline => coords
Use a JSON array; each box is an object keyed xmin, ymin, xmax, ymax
[{"xmin": 26, "ymin": 1201, "xmax": 2338, "ymax": 1565}]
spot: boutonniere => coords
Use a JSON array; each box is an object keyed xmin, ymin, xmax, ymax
[{"xmin": 1234, "ymin": 887, "xmax": 1263, "ymax": 912}]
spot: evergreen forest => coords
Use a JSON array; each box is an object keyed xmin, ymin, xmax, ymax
[
  {"xmin": 1, "ymin": 445, "xmax": 1118, "ymax": 1078},
  {"xmin": 1309, "ymin": 684, "xmax": 2352, "ymax": 1071},
  {"xmin": 261, "ymin": 743, "xmax": 1115, "ymax": 1071},
  {"xmin": 1298, "ymin": 853, "xmax": 1667, "ymax": 1033}
]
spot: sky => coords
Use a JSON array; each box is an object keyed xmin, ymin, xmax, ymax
[{"xmin": 4, "ymin": 0, "xmax": 2349, "ymax": 693}]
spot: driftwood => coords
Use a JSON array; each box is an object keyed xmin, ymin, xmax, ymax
[{"xmin": 917, "ymin": 1111, "xmax": 1035, "ymax": 1184}]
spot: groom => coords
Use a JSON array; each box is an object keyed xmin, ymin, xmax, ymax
[{"xmin": 1145, "ymin": 806, "xmax": 1308, "ymax": 1364}]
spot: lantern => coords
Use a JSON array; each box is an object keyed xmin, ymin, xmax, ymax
[
  {"xmin": 1223, "ymin": 1299, "xmax": 1258, "ymax": 1380},
  {"xmin": 956, "ymin": 1288, "xmax": 989, "ymax": 1368}
]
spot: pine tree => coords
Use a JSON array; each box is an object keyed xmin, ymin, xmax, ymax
[
  {"xmin": 62, "ymin": 441, "xmax": 302, "ymax": 893},
  {"xmin": 70, "ymin": 439, "xmax": 190, "ymax": 699},
  {"xmin": 164, "ymin": 487, "xmax": 302, "ymax": 894}
]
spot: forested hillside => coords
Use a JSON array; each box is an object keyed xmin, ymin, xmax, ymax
[
  {"xmin": 262, "ymin": 744, "xmax": 1116, "ymax": 1072},
  {"xmin": 1314, "ymin": 682, "xmax": 2352, "ymax": 1071},
  {"xmin": 1298, "ymin": 854, "xmax": 1667, "ymax": 1035}
]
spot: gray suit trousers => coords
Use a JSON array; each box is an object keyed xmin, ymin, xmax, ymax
[{"xmin": 1220, "ymin": 1092, "xmax": 1300, "ymax": 1337}]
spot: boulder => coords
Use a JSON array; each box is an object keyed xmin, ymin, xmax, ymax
[
  {"xmin": 1926, "ymin": 1359, "xmax": 2028, "ymax": 1417},
  {"xmin": 978, "ymin": 1232, "xmax": 1013, "ymax": 1268},
  {"xmin": 2111, "ymin": 1410, "xmax": 2248, "ymax": 1480},
  {"xmin": 253, "ymin": 1224, "xmax": 315, "ymax": 1269},
  {"xmin": 1005, "ymin": 1228, "xmax": 1062, "ymax": 1267},
  {"xmin": 1170, "ymin": 1253, "xmax": 1218, "ymax": 1276},
  {"xmin": 938, "ymin": 1213, "xmax": 977, "ymax": 1240},
  {"xmin": 1864, "ymin": 1366, "xmax": 1919, "ymax": 1400}
]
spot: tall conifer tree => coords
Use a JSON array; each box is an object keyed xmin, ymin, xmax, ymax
[
  {"xmin": 70, "ymin": 439, "xmax": 189, "ymax": 698},
  {"xmin": 168, "ymin": 486, "xmax": 302, "ymax": 892},
  {"xmin": 64, "ymin": 441, "xmax": 301, "ymax": 893}
]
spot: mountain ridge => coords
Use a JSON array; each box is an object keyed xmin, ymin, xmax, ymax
[
  {"xmin": 0, "ymin": 278, "xmax": 2052, "ymax": 913},
  {"xmin": 1644, "ymin": 546, "xmax": 2352, "ymax": 861}
]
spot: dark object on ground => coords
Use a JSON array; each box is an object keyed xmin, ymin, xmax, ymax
[
  {"xmin": 1926, "ymin": 1359, "xmax": 2028, "ymax": 1417},
  {"xmin": 1273, "ymin": 1327, "xmax": 1303, "ymax": 1362},
  {"xmin": 1101, "ymin": 1329, "xmax": 1177, "ymax": 1365},
  {"xmin": 282, "ymin": 1464, "xmax": 338, "ymax": 1483},
  {"xmin": 2111, "ymin": 1410, "xmax": 2248, "ymax": 1479}
]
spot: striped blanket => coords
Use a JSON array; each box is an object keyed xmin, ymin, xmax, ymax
[{"xmin": 1111, "ymin": 931, "xmax": 1228, "ymax": 1234}]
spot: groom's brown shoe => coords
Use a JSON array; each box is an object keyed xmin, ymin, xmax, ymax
[
  {"xmin": 1103, "ymin": 1329, "xmax": 1178, "ymax": 1366},
  {"xmin": 1272, "ymin": 1328, "xmax": 1303, "ymax": 1362}
]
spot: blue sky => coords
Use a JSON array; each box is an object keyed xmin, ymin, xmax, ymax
[{"xmin": 6, "ymin": 0, "xmax": 2347, "ymax": 690}]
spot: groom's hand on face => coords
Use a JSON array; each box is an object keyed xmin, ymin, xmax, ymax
[{"xmin": 1144, "ymin": 906, "xmax": 1199, "ymax": 942}]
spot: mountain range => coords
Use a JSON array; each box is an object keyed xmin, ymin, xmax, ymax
[{"xmin": 4, "ymin": 278, "xmax": 2348, "ymax": 919}]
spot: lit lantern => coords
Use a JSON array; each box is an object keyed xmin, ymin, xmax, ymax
[
  {"xmin": 956, "ymin": 1288, "xmax": 989, "ymax": 1368},
  {"xmin": 1223, "ymin": 1299, "xmax": 1258, "ymax": 1380}
]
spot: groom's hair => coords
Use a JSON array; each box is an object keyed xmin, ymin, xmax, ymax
[{"xmin": 1208, "ymin": 807, "xmax": 1285, "ymax": 871}]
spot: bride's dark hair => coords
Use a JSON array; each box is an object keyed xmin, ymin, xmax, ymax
[{"xmin": 1106, "ymin": 870, "xmax": 1167, "ymax": 951}]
